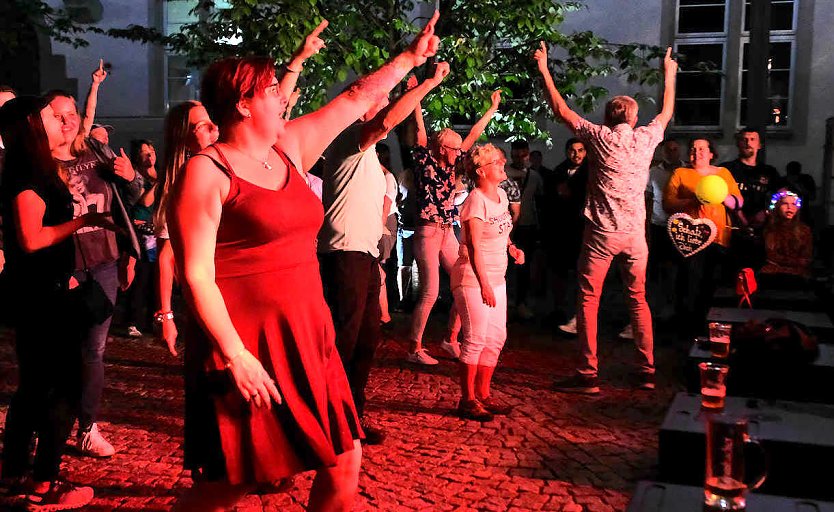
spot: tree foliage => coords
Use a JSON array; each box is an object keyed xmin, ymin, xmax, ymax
[{"xmin": 18, "ymin": 0, "xmax": 666, "ymax": 142}]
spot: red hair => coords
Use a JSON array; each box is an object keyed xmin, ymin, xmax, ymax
[{"xmin": 200, "ymin": 57, "xmax": 276, "ymax": 127}]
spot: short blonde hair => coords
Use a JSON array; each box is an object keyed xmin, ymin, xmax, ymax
[
  {"xmin": 604, "ymin": 95, "xmax": 638, "ymax": 127},
  {"xmin": 433, "ymin": 127, "xmax": 462, "ymax": 148},
  {"xmin": 465, "ymin": 143, "xmax": 504, "ymax": 181}
]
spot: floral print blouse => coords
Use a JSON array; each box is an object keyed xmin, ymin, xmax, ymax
[{"xmin": 413, "ymin": 146, "xmax": 458, "ymax": 225}]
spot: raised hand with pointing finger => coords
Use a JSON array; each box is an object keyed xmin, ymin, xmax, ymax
[
  {"xmin": 490, "ymin": 89, "xmax": 502, "ymax": 110},
  {"xmin": 405, "ymin": 10, "xmax": 440, "ymax": 67},
  {"xmin": 663, "ymin": 46, "xmax": 678, "ymax": 77},
  {"xmin": 428, "ymin": 61, "xmax": 451, "ymax": 85},
  {"xmin": 281, "ymin": 19, "xmax": 329, "ymax": 99},
  {"xmin": 92, "ymin": 59, "xmax": 107, "ymax": 86},
  {"xmin": 299, "ymin": 20, "xmax": 328, "ymax": 60}
]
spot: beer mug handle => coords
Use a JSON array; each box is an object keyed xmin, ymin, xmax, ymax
[{"xmin": 743, "ymin": 435, "xmax": 768, "ymax": 490}]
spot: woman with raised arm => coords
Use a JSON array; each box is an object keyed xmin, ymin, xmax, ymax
[{"xmin": 168, "ymin": 14, "xmax": 440, "ymax": 512}]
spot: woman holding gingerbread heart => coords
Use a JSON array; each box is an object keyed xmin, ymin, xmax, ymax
[{"xmin": 663, "ymin": 138, "xmax": 743, "ymax": 336}]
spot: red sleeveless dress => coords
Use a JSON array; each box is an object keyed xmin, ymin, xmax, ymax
[{"xmin": 183, "ymin": 146, "xmax": 362, "ymax": 485}]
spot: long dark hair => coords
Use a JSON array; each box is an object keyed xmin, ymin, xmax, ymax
[
  {"xmin": 0, "ymin": 103, "xmax": 67, "ymax": 201},
  {"xmin": 154, "ymin": 101, "xmax": 200, "ymax": 230}
]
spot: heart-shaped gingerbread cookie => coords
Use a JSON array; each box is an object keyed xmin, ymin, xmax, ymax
[{"xmin": 667, "ymin": 213, "xmax": 717, "ymax": 257}]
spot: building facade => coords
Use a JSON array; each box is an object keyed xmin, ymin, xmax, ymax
[{"xmin": 14, "ymin": 0, "xmax": 834, "ymax": 222}]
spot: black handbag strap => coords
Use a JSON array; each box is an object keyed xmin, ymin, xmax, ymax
[{"xmin": 73, "ymin": 231, "xmax": 93, "ymax": 275}]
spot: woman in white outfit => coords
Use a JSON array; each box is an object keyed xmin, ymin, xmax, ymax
[{"xmin": 452, "ymin": 144, "xmax": 524, "ymax": 422}]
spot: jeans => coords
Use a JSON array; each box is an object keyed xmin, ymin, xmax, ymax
[
  {"xmin": 75, "ymin": 261, "xmax": 119, "ymax": 432},
  {"xmin": 454, "ymin": 283, "xmax": 507, "ymax": 367},
  {"xmin": 2, "ymin": 286, "xmax": 81, "ymax": 481},
  {"xmin": 320, "ymin": 250, "xmax": 381, "ymax": 417},
  {"xmin": 408, "ymin": 223, "xmax": 461, "ymax": 345},
  {"xmin": 576, "ymin": 225, "xmax": 654, "ymax": 377}
]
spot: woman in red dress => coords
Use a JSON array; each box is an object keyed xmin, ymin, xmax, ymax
[{"xmin": 168, "ymin": 14, "xmax": 441, "ymax": 511}]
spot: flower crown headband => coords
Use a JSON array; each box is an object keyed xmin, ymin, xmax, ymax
[{"xmin": 769, "ymin": 190, "xmax": 802, "ymax": 210}]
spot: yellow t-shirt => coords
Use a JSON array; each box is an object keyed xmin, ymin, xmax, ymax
[{"xmin": 663, "ymin": 167, "xmax": 741, "ymax": 247}]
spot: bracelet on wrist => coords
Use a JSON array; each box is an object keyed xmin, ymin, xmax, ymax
[
  {"xmin": 224, "ymin": 348, "xmax": 248, "ymax": 369},
  {"xmin": 284, "ymin": 64, "xmax": 302, "ymax": 74},
  {"xmin": 153, "ymin": 310, "xmax": 174, "ymax": 323}
]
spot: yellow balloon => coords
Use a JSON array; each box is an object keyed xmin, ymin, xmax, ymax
[{"xmin": 696, "ymin": 175, "xmax": 729, "ymax": 205}]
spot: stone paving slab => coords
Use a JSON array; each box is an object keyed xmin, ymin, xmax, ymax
[{"xmin": 0, "ymin": 315, "xmax": 686, "ymax": 511}]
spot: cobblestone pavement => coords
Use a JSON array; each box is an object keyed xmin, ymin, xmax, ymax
[{"xmin": 0, "ymin": 310, "xmax": 687, "ymax": 511}]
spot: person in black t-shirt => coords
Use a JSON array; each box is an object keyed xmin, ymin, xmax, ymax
[
  {"xmin": 0, "ymin": 95, "xmax": 119, "ymax": 510},
  {"xmin": 719, "ymin": 128, "xmax": 781, "ymax": 270},
  {"xmin": 720, "ymin": 127, "xmax": 781, "ymax": 228}
]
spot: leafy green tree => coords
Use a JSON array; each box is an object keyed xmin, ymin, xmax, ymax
[{"xmin": 15, "ymin": 0, "xmax": 665, "ymax": 142}]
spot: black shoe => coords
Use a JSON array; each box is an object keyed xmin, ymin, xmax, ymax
[
  {"xmin": 636, "ymin": 372, "xmax": 655, "ymax": 391},
  {"xmin": 361, "ymin": 424, "xmax": 385, "ymax": 446},
  {"xmin": 478, "ymin": 395, "xmax": 512, "ymax": 416},
  {"xmin": 457, "ymin": 399, "xmax": 494, "ymax": 422},
  {"xmin": 552, "ymin": 374, "xmax": 600, "ymax": 395}
]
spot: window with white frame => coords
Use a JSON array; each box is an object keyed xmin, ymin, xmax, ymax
[
  {"xmin": 672, "ymin": 0, "xmax": 797, "ymax": 130},
  {"xmin": 739, "ymin": 0, "xmax": 796, "ymax": 127},
  {"xmin": 673, "ymin": 0, "xmax": 728, "ymax": 128},
  {"xmin": 675, "ymin": 41, "xmax": 725, "ymax": 127}
]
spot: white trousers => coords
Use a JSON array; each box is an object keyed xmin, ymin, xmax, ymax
[{"xmin": 453, "ymin": 282, "xmax": 507, "ymax": 367}]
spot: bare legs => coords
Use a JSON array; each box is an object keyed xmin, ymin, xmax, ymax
[
  {"xmin": 459, "ymin": 363, "xmax": 478, "ymax": 401},
  {"xmin": 474, "ymin": 364, "xmax": 496, "ymax": 400},
  {"xmin": 174, "ymin": 440, "xmax": 362, "ymax": 512},
  {"xmin": 308, "ymin": 440, "xmax": 363, "ymax": 512},
  {"xmin": 459, "ymin": 363, "xmax": 496, "ymax": 401},
  {"xmin": 172, "ymin": 481, "xmax": 255, "ymax": 512}
]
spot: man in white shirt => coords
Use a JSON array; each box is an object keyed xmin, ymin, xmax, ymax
[{"xmin": 319, "ymin": 62, "xmax": 449, "ymax": 444}]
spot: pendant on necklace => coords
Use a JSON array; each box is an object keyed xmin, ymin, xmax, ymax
[{"xmin": 262, "ymin": 161, "xmax": 272, "ymax": 171}]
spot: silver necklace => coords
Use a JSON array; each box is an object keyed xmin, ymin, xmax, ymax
[{"xmin": 226, "ymin": 143, "xmax": 272, "ymax": 170}]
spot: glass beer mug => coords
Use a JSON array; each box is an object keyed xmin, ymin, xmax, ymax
[{"xmin": 704, "ymin": 415, "xmax": 767, "ymax": 510}]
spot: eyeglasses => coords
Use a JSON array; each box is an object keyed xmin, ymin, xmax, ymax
[
  {"xmin": 441, "ymin": 145, "xmax": 462, "ymax": 154},
  {"xmin": 476, "ymin": 159, "xmax": 506, "ymax": 170}
]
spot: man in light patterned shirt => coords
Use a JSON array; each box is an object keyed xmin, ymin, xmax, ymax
[{"xmin": 535, "ymin": 42, "xmax": 678, "ymax": 394}]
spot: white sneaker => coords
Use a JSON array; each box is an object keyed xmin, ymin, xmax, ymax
[
  {"xmin": 558, "ymin": 316, "xmax": 577, "ymax": 334},
  {"xmin": 406, "ymin": 349, "xmax": 439, "ymax": 365},
  {"xmin": 127, "ymin": 325, "xmax": 143, "ymax": 338},
  {"xmin": 440, "ymin": 340, "xmax": 461, "ymax": 359},
  {"xmin": 517, "ymin": 303, "xmax": 535, "ymax": 320},
  {"xmin": 618, "ymin": 324, "xmax": 634, "ymax": 340},
  {"xmin": 77, "ymin": 423, "xmax": 115, "ymax": 458}
]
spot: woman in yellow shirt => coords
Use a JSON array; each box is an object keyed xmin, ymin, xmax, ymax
[{"xmin": 663, "ymin": 138, "xmax": 744, "ymax": 336}]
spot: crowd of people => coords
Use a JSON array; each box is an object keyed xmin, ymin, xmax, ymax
[{"xmin": 0, "ymin": 10, "xmax": 822, "ymax": 511}]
